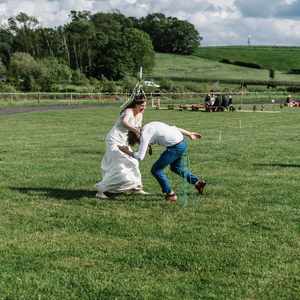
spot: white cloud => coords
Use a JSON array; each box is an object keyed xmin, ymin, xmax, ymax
[{"xmin": 0, "ymin": 0, "xmax": 300, "ymax": 45}]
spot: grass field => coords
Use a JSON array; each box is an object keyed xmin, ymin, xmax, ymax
[
  {"xmin": 152, "ymin": 53, "xmax": 270, "ymax": 81},
  {"xmin": 195, "ymin": 46, "xmax": 300, "ymax": 72},
  {"xmin": 0, "ymin": 106, "xmax": 300, "ymax": 299},
  {"xmin": 151, "ymin": 52, "xmax": 300, "ymax": 84}
]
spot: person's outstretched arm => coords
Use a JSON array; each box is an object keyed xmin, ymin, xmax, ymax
[{"xmin": 178, "ymin": 128, "xmax": 202, "ymax": 140}]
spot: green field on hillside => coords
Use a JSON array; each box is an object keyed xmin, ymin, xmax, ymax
[
  {"xmin": 195, "ymin": 46, "xmax": 300, "ymax": 72},
  {"xmin": 150, "ymin": 52, "xmax": 300, "ymax": 85},
  {"xmin": 0, "ymin": 106, "xmax": 299, "ymax": 299}
]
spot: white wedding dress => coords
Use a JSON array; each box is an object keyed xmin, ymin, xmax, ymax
[{"xmin": 96, "ymin": 109, "xmax": 143, "ymax": 195}]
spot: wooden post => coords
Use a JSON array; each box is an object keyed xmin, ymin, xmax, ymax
[{"xmin": 157, "ymin": 98, "xmax": 161, "ymax": 109}]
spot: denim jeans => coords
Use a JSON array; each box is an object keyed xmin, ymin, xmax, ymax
[{"xmin": 151, "ymin": 139, "xmax": 199, "ymax": 194}]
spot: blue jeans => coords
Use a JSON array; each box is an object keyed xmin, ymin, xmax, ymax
[{"xmin": 151, "ymin": 140, "xmax": 199, "ymax": 194}]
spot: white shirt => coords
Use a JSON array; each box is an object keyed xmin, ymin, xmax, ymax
[{"xmin": 133, "ymin": 122, "xmax": 184, "ymax": 161}]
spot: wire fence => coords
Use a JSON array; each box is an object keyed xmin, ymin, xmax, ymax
[
  {"xmin": 0, "ymin": 92, "xmax": 126, "ymax": 105},
  {"xmin": 0, "ymin": 91, "xmax": 297, "ymax": 108}
]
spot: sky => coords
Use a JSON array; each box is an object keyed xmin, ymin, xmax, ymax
[{"xmin": 1, "ymin": 0, "xmax": 300, "ymax": 46}]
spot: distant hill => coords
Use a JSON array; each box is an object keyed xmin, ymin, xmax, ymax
[
  {"xmin": 149, "ymin": 52, "xmax": 300, "ymax": 84},
  {"xmin": 194, "ymin": 46, "xmax": 300, "ymax": 72}
]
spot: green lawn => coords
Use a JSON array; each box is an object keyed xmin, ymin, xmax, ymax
[{"xmin": 0, "ymin": 106, "xmax": 299, "ymax": 299}]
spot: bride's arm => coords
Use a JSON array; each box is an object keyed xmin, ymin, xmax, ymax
[
  {"xmin": 119, "ymin": 133, "xmax": 150, "ymax": 161},
  {"xmin": 121, "ymin": 109, "xmax": 140, "ymax": 136}
]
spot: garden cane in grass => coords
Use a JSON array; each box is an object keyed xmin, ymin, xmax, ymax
[{"xmin": 178, "ymin": 151, "xmax": 198, "ymax": 207}]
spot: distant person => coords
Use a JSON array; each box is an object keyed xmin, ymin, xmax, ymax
[
  {"xmin": 213, "ymin": 95, "xmax": 220, "ymax": 106},
  {"xmin": 228, "ymin": 95, "xmax": 235, "ymax": 111},
  {"xmin": 228, "ymin": 95, "xmax": 233, "ymax": 106},
  {"xmin": 210, "ymin": 95, "xmax": 216, "ymax": 106},
  {"xmin": 213, "ymin": 94, "xmax": 223, "ymax": 111},
  {"xmin": 221, "ymin": 94, "xmax": 229, "ymax": 109},
  {"xmin": 204, "ymin": 93, "xmax": 211, "ymax": 111},
  {"xmin": 204, "ymin": 93, "xmax": 211, "ymax": 105},
  {"xmin": 118, "ymin": 122, "xmax": 206, "ymax": 202},
  {"xmin": 285, "ymin": 95, "xmax": 292, "ymax": 106},
  {"xmin": 206, "ymin": 95, "xmax": 215, "ymax": 112}
]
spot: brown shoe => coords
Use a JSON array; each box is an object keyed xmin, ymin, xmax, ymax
[
  {"xmin": 165, "ymin": 192, "xmax": 177, "ymax": 203},
  {"xmin": 195, "ymin": 180, "xmax": 206, "ymax": 194}
]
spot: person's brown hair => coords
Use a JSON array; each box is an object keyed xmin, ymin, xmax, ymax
[
  {"xmin": 122, "ymin": 94, "xmax": 146, "ymax": 112},
  {"xmin": 128, "ymin": 131, "xmax": 140, "ymax": 146}
]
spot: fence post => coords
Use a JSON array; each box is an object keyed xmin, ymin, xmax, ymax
[{"xmin": 151, "ymin": 92, "xmax": 154, "ymax": 108}]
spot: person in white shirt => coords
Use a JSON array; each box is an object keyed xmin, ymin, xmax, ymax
[{"xmin": 119, "ymin": 121, "xmax": 206, "ymax": 202}]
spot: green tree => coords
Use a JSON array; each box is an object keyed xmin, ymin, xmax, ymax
[
  {"xmin": 137, "ymin": 13, "xmax": 166, "ymax": 53},
  {"xmin": 5, "ymin": 11, "xmax": 155, "ymax": 84},
  {"xmin": 164, "ymin": 18, "xmax": 200, "ymax": 54},
  {"xmin": 0, "ymin": 27, "xmax": 14, "ymax": 66},
  {"xmin": 37, "ymin": 57, "xmax": 73, "ymax": 90},
  {"xmin": 87, "ymin": 12, "xmax": 154, "ymax": 80},
  {"xmin": 137, "ymin": 13, "xmax": 201, "ymax": 54},
  {"xmin": 34, "ymin": 27, "xmax": 67, "ymax": 60},
  {"xmin": 0, "ymin": 59, "xmax": 6, "ymax": 78},
  {"xmin": 8, "ymin": 12, "xmax": 39, "ymax": 56},
  {"xmin": 65, "ymin": 11, "xmax": 95, "ymax": 72},
  {"xmin": 124, "ymin": 28, "xmax": 155, "ymax": 74},
  {"xmin": 9, "ymin": 52, "xmax": 42, "ymax": 91}
]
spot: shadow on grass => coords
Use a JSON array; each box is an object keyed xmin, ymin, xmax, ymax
[
  {"xmin": 254, "ymin": 163, "xmax": 300, "ymax": 168},
  {"xmin": 9, "ymin": 187, "xmax": 202, "ymax": 206},
  {"xmin": 10, "ymin": 187, "xmax": 96, "ymax": 200},
  {"xmin": 105, "ymin": 192, "xmax": 163, "ymax": 202},
  {"xmin": 10, "ymin": 187, "xmax": 163, "ymax": 202}
]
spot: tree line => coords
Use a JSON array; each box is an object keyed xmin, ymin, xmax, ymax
[{"xmin": 0, "ymin": 11, "xmax": 201, "ymax": 92}]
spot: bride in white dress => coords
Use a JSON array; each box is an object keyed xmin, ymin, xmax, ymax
[{"xmin": 96, "ymin": 96, "xmax": 146, "ymax": 198}]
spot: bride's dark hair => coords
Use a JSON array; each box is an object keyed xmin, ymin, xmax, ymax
[{"xmin": 121, "ymin": 94, "xmax": 146, "ymax": 112}]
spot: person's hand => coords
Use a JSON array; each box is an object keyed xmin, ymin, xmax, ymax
[{"xmin": 189, "ymin": 132, "xmax": 202, "ymax": 140}]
